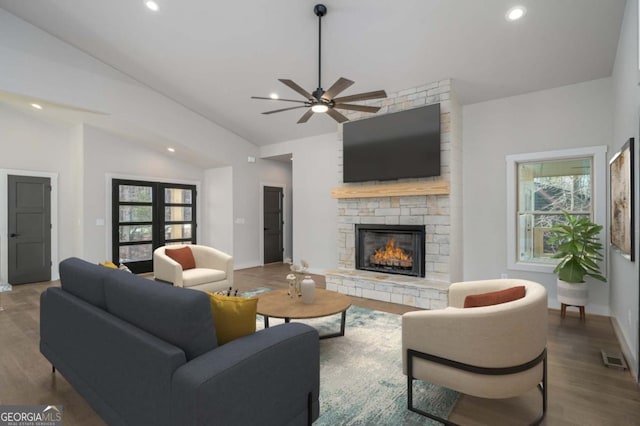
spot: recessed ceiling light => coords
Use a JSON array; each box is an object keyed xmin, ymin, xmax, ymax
[
  {"xmin": 30, "ymin": 103, "xmax": 43, "ymax": 110},
  {"xmin": 167, "ymin": 147, "xmax": 175, "ymax": 153},
  {"xmin": 269, "ymin": 93, "xmax": 279, "ymax": 100},
  {"xmin": 506, "ymin": 6, "xmax": 526, "ymax": 21},
  {"xmin": 311, "ymin": 104, "xmax": 329, "ymax": 113},
  {"xmin": 145, "ymin": 1, "xmax": 159, "ymax": 11}
]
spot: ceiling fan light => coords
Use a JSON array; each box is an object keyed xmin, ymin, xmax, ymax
[{"xmin": 311, "ymin": 104, "xmax": 329, "ymax": 113}]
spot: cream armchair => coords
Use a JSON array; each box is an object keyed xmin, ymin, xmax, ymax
[
  {"xmin": 153, "ymin": 244, "xmax": 233, "ymax": 293},
  {"xmin": 402, "ymin": 279, "xmax": 548, "ymax": 425}
]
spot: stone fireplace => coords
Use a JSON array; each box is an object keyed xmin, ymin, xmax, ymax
[
  {"xmin": 325, "ymin": 79, "xmax": 462, "ymax": 309},
  {"xmin": 355, "ymin": 224, "xmax": 425, "ymax": 278}
]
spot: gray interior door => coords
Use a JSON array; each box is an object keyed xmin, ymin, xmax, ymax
[
  {"xmin": 8, "ymin": 175, "xmax": 51, "ymax": 284},
  {"xmin": 263, "ymin": 186, "xmax": 284, "ymax": 264}
]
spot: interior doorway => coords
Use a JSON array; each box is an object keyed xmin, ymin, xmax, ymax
[
  {"xmin": 7, "ymin": 175, "xmax": 52, "ymax": 284},
  {"xmin": 263, "ymin": 185, "xmax": 284, "ymax": 264}
]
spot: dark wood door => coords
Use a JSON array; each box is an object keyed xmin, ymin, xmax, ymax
[
  {"xmin": 263, "ymin": 186, "xmax": 284, "ymax": 264},
  {"xmin": 8, "ymin": 175, "xmax": 51, "ymax": 284}
]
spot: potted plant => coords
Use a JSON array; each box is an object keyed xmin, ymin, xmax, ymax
[{"xmin": 548, "ymin": 211, "xmax": 606, "ymax": 307}]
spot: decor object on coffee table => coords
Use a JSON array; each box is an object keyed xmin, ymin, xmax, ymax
[
  {"xmin": 284, "ymin": 257, "xmax": 310, "ymax": 297},
  {"xmin": 609, "ymin": 137, "xmax": 634, "ymax": 261},
  {"xmin": 402, "ymin": 279, "xmax": 548, "ymax": 425},
  {"xmin": 257, "ymin": 288, "xmax": 351, "ymax": 339},
  {"xmin": 548, "ymin": 211, "xmax": 606, "ymax": 320},
  {"xmin": 153, "ymin": 244, "xmax": 233, "ymax": 293},
  {"xmin": 301, "ymin": 276, "xmax": 316, "ymax": 304}
]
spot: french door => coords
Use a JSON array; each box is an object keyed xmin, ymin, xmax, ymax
[{"xmin": 112, "ymin": 179, "xmax": 196, "ymax": 273}]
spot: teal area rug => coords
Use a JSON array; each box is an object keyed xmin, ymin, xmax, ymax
[
  {"xmin": 240, "ymin": 287, "xmax": 272, "ymax": 298},
  {"xmin": 258, "ymin": 305, "xmax": 459, "ymax": 425}
]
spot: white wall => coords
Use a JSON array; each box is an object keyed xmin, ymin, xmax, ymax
[
  {"xmin": 0, "ymin": 104, "xmax": 81, "ymax": 281},
  {"xmin": 462, "ymin": 78, "xmax": 614, "ymax": 315},
  {"xmin": 261, "ymin": 133, "xmax": 339, "ymax": 273},
  {"xmin": 0, "ymin": 9, "xmax": 266, "ymax": 269},
  {"xmin": 204, "ymin": 167, "xmax": 234, "ymax": 257},
  {"xmin": 610, "ymin": 0, "xmax": 640, "ymax": 379},
  {"xmin": 82, "ymin": 125, "xmax": 205, "ymax": 263}
]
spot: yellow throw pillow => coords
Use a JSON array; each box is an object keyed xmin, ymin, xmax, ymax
[
  {"xmin": 100, "ymin": 260, "xmax": 118, "ymax": 269},
  {"xmin": 206, "ymin": 292, "xmax": 258, "ymax": 345}
]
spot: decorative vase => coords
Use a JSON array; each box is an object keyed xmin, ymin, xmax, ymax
[
  {"xmin": 301, "ymin": 276, "xmax": 315, "ymax": 304},
  {"xmin": 557, "ymin": 279, "xmax": 588, "ymax": 306}
]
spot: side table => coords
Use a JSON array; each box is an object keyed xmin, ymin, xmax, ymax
[{"xmin": 0, "ymin": 282, "xmax": 12, "ymax": 311}]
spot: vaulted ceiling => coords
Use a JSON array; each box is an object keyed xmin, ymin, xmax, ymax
[{"xmin": 0, "ymin": 0, "xmax": 626, "ymax": 146}]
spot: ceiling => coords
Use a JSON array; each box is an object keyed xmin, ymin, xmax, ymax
[{"xmin": 0, "ymin": 0, "xmax": 626, "ymax": 147}]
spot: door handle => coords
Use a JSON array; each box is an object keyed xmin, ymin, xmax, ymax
[{"xmin": 10, "ymin": 233, "xmax": 18, "ymax": 238}]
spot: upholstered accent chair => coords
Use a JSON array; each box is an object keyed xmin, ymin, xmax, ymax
[
  {"xmin": 402, "ymin": 279, "xmax": 548, "ymax": 425},
  {"xmin": 153, "ymin": 244, "xmax": 233, "ymax": 293}
]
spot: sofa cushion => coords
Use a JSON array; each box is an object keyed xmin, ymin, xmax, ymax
[
  {"xmin": 463, "ymin": 286, "xmax": 526, "ymax": 308},
  {"xmin": 206, "ymin": 293, "xmax": 258, "ymax": 345},
  {"xmin": 183, "ymin": 268, "xmax": 226, "ymax": 287},
  {"xmin": 104, "ymin": 272, "xmax": 218, "ymax": 360},
  {"xmin": 165, "ymin": 246, "xmax": 196, "ymax": 270},
  {"xmin": 60, "ymin": 257, "xmax": 116, "ymax": 309}
]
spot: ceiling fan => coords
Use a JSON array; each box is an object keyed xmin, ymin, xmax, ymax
[{"xmin": 251, "ymin": 4, "xmax": 387, "ymax": 124}]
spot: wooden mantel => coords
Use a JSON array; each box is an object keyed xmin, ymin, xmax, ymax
[{"xmin": 331, "ymin": 180, "xmax": 450, "ymax": 199}]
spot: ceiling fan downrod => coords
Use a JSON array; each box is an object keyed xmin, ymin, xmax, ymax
[{"xmin": 313, "ymin": 4, "xmax": 327, "ymax": 102}]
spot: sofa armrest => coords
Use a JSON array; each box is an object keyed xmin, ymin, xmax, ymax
[
  {"xmin": 154, "ymin": 252, "xmax": 184, "ymax": 287},
  {"xmin": 171, "ymin": 323, "xmax": 319, "ymax": 426},
  {"xmin": 192, "ymin": 246, "xmax": 233, "ymax": 287}
]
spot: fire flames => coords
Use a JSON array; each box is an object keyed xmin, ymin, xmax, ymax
[{"xmin": 370, "ymin": 239, "xmax": 413, "ymax": 267}]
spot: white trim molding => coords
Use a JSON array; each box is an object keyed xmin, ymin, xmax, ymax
[{"xmin": 506, "ymin": 145, "xmax": 608, "ymax": 274}]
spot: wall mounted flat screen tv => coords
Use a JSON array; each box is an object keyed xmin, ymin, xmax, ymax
[{"xmin": 342, "ymin": 103, "xmax": 440, "ymax": 183}]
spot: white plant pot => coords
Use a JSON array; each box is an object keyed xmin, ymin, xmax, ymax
[{"xmin": 557, "ymin": 279, "xmax": 588, "ymax": 306}]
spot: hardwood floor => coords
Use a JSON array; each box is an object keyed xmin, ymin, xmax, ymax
[{"xmin": 0, "ymin": 263, "xmax": 638, "ymax": 425}]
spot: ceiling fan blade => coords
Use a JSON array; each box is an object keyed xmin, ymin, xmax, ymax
[
  {"xmin": 333, "ymin": 90, "xmax": 387, "ymax": 104},
  {"xmin": 322, "ymin": 77, "xmax": 354, "ymax": 100},
  {"xmin": 326, "ymin": 108, "xmax": 349, "ymax": 123},
  {"xmin": 297, "ymin": 109, "xmax": 314, "ymax": 124},
  {"xmin": 262, "ymin": 105, "xmax": 309, "ymax": 115},
  {"xmin": 251, "ymin": 96, "xmax": 307, "ymax": 103},
  {"xmin": 333, "ymin": 104, "xmax": 381, "ymax": 113},
  {"xmin": 278, "ymin": 79, "xmax": 313, "ymax": 100}
]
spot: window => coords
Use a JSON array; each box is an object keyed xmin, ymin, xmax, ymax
[
  {"xmin": 112, "ymin": 179, "xmax": 197, "ymax": 273},
  {"xmin": 506, "ymin": 146, "xmax": 606, "ymax": 272}
]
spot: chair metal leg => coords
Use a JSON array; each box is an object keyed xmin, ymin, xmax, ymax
[
  {"xmin": 406, "ymin": 348, "xmax": 547, "ymax": 426},
  {"xmin": 407, "ymin": 350, "xmax": 458, "ymax": 425}
]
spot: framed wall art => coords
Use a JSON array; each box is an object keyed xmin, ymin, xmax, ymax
[{"xmin": 609, "ymin": 138, "xmax": 634, "ymax": 261}]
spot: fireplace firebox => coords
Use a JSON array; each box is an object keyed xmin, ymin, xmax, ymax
[{"xmin": 355, "ymin": 224, "xmax": 425, "ymax": 277}]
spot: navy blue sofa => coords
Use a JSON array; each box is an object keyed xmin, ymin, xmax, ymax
[{"xmin": 40, "ymin": 257, "xmax": 320, "ymax": 426}]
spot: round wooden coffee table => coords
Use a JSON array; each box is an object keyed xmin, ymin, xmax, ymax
[{"xmin": 257, "ymin": 288, "xmax": 352, "ymax": 339}]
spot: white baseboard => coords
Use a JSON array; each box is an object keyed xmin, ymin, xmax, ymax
[
  {"xmin": 234, "ymin": 261, "xmax": 260, "ymax": 271},
  {"xmin": 611, "ymin": 315, "xmax": 638, "ymax": 382}
]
